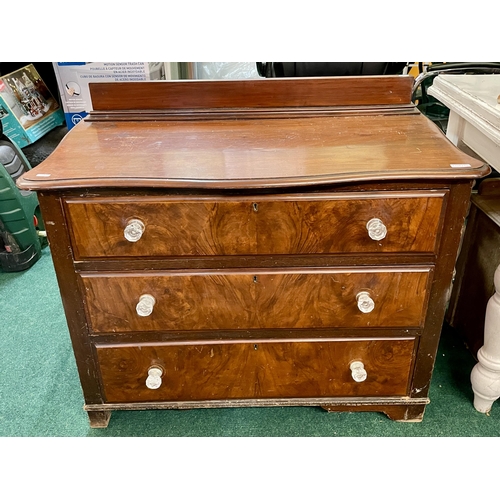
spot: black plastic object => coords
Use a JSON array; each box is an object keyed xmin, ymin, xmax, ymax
[{"xmin": 256, "ymin": 62, "xmax": 407, "ymax": 78}]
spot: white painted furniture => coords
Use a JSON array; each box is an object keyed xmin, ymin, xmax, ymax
[{"xmin": 429, "ymin": 74, "xmax": 500, "ymax": 413}]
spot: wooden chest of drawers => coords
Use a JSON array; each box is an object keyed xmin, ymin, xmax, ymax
[{"xmin": 18, "ymin": 76, "xmax": 489, "ymax": 427}]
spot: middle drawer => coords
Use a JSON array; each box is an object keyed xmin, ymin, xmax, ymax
[{"xmin": 80, "ymin": 267, "xmax": 432, "ymax": 333}]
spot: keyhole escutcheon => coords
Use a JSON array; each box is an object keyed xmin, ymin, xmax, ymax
[{"xmin": 253, "ymin": 202, "xmax": 259, "ymax": 212}]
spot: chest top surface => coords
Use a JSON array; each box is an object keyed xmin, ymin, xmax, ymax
[{"xmin": 17, "ymin": 76, "xmax": 488, "ymax": 191}]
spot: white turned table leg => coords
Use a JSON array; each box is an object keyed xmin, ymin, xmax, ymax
[
  {"xmin": 445, "ymin": 110, "xmax": 465, "ymax": 147},
  {"xmin": 471, "ymin": 265, "xmax": 500, "ymax": 413}
]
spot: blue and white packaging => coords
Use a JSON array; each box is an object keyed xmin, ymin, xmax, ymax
[{"xmin": 53, "ymin": 62, "xmax": 168, "ymax": 130}]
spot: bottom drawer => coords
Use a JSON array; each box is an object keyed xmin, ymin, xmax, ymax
[{"xmin": 96, "ymin": 338, "xmax": 416, "ymax": 403}]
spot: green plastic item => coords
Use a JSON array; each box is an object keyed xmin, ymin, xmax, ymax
[{"xmin": 0, "ymin": 132, "xmax": 45, "ymax": 271}]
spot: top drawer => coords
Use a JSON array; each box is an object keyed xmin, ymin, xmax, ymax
[{"xmin": 64, "ymin": 191, "xmax": 446, "ymax": 259}]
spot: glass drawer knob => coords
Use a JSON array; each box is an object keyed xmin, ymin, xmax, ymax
[
  {"xmin": 124, "ymin": 219, "xmax": 145, "ymax": 242},
  {"xmin": 357, "ymin": 291, "xmax": 375, "ymax": 314},
  {"xmin": 136, "ymin": 294, "xmax": 156, "ymax": 317},
  {"xmin": 350, "ymin": 361, "xmax": 367, "ymax": 382},
  {"xmin": 366, "ymin": 218, "xmax": 387, "ymax": 241},
  {"xmin": 146, "ymin": 366, "xmax": 163, "ymax": 390}
]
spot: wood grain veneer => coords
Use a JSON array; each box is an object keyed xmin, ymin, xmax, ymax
[
  {"xmin": 96, "ymin": 338, "xmax": 416, "ymax": 403},
  {"xmin": 64, "ymin": 191, "xmax": 446, "ymax": 259},
  {"xmin": 80, "ymin": 268, "xmax": 432, "ymax": 333}
]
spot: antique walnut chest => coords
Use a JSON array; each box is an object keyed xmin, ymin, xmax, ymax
[{"xmin": 18, "ymin": 76, "xmax": 489, "ymax": 428}]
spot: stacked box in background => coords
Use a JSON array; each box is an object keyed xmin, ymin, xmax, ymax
[
  {"xmin": 0, "ymin": 64, "xmax": 65, "ymax": 149},
  {"xmin": 53, "ymin": 62, "xmax": 172, "ymax": 130}
]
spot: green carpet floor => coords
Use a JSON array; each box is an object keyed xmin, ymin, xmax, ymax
[{"xmin": 1, "ymin": 245, "xmax": 499, "ymax": 437}]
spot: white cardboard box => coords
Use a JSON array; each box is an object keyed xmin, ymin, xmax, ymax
[{"xmin": 53, "ymin": 62, "xmax": 170, "ymax": 130}]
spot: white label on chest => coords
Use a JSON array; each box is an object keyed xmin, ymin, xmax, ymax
[{"xmin": 450, "ymin": 164, "xmax": 472, "ymax": 168}]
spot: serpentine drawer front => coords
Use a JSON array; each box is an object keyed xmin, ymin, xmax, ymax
[
  {"xmin": 64, "ymin": 192, "xmax": 446, "ymax": 259},
  {"xmin": 17, "ymin": 77, "xmax": 490, "ymax": 427}
]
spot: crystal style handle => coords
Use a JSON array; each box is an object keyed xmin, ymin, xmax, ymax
[
  {"xmin": 357, "ymin": 291, "xmax": 375, "ymax": 314},
  {"xmin": 366, "ymin": 218, "xmax": 387, "ymax": 241},
  {"xmin": 146, "ymin": 366, "xmax": 163, "ymax": 390},
  {"xmin": 124, "ymin": 218, "xmax": 145, "ymax": 242},
  {"xmin": 350, "ymin": 361, "xmax": 367, "ymax": 382},
  {"xmin": 136, "ymin": 294, "xmax": 156, "ymax": 317}
]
